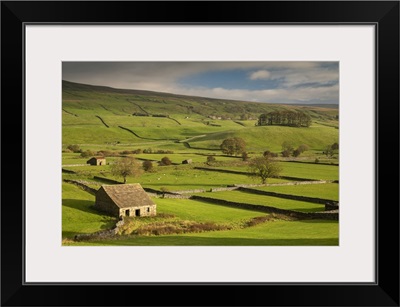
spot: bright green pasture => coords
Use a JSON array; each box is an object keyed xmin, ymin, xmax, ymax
[
  {"xmin": 137, "ymin": 166, "xmax": 289, "ymax": 191},
  {"xmin": 62, "ymin": 183, "xmax": 116, "ymax": 239},
  {"xmin": 63, "ymin": 160, "xmax": 293, "ymax": 191},
  {"xmin": 196, "ymin": 190, "xmax": 326, "ymax": 212},
  {"xmin": 254, "ymin": 183, "xmax": 339, "ymax": 201},
  {"xmin": 208, "ymin": 161, "xmax": 339, "ymax": 181},
  {"xmin": 279, "ymin": 162, "xmax": 339, "ymax": 180},
  {"xmin": 64, "ymin": 219, "xmax": 338, "ymax": 246},
  {"xmin": 62, "ymin": 126, "xmax": 146, "ymax": 144},
  {"xmin": 154, "ymin": 198, "xmax": 264, "ymax": 225},
  {"xmin": 187, "ymin": 125, "xmax": 339, "ymax": 152}
]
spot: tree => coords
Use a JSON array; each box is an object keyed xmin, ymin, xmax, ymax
[
  {"xmin": 281, "ymin": 141, "xmax": 294, "ymax": 152},
  {"xmin": 324, "ymin": 145, "xmax": 334, "ymax": 158},
  {"xmin": 331, "ymin": 142, "xmax": 339, "ymax": 150},
  {"xmin": 324, "ymin": 142, "xmax": 339, "ymax": 158},
  {"xmin": 263, "ymin": 150, "xmax": 278, "ymax": 158},
  {"xmin": 292, "ymin": 149, "xmax": 301, "ymax": 157},
  {"xmin": 220, "ymin": 137, "xmax": 246, "ymax": 156},
  {"xmin": 80, "ymin": 149, "xmax": 95, "ymax": 158},
  {"xmin": 160, "ymin": 156, "xmax": 172, "ymax": 166},
  {"xmin": 297, "ymin": 144, "xmax": 309, "ymax": 153},
  {"xmin": 292, "ymin": 144, "xmax": 309, "ymax": 158},
  {"xmin": 110, "ymin": 157, "xmax": 143, "ymax": 184},
  {"xmin": 142, "ymin": 160, "xmax": 153, "ymax": 172},
  {"xmin": 247, "ymin": 156, "xmax": 283, "ymax": 184},
  {"xmin": 67, "ymin": 144, "xmax": 81, "ymax": 153},
  {"xmin": 241, "ymin": 152, "xmax": 249, "ymax": 161}
]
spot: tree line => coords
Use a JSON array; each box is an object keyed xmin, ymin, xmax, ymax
[{"xmin": 257, "ymin": 111, "xmax": 311, "ymax": 127}]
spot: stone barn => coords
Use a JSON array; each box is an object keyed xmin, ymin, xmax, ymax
[
  {"xmin": 94, "ymin": 184, "xmax": 156, "ymax": 218},
  {"xmin": 87, "ymin": 157, "xmax": 106, "ymax": 166}
]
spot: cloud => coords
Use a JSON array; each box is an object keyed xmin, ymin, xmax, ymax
[
  {"xmin": 62, "ymin": 62, "xmax": 339, "ymax": 104},
  {"xmin": 249, "ymin": 70, "xmax": 271, "ymax": 80}
]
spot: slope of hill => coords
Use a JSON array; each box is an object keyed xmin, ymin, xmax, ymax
[{"xmin": 62, "ymin": 80, "xmax": 339, "ymax": 151}]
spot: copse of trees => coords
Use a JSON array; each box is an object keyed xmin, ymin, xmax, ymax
[
  {"xmin": 257, "ymin": 111, "xmax": 311, "ymax": 127},
  {"xmin": 220, "ymin": 137, "xmax": 246, "ymax": 156}
]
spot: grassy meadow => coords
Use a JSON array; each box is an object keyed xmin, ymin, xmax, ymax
[{"xmin": 62, "ymin": 80, "xmax": 339, "ymax": 246}]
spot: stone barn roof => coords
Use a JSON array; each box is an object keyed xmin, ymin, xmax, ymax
[
  {"xmin": 99, "ymin": 184, "xmax": 155, "ymax": 209},
  {"xmin": 92, "ymin": 156, "xmax": 106, "ymax": 160}
]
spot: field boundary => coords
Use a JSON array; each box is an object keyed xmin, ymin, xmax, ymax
[
  {"xmin": 237, "ymin": 187, "xmax": 338, "ymax": 205},
  {"xmin": 95, "ymin": 115, "xmax": 109, "ymax": 128},
  {"xmin": 93, "ymin": 176, "xmax": 122, "ymax": 185},
  {"xmin": 63, "ymin": 179, "xmax": 97, "ymax": 195}
]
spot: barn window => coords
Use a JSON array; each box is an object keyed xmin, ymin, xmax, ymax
[
  {"xmin": 147, "ymin": 207, "xmax": 150, "ymax": 212},
  {"xmin": 125, "ymin": 210, "xmax": 130, "ymax": 216},
  {"xmin": 135, "ymin": 209, "xmax": 140, "ymax": 216}
]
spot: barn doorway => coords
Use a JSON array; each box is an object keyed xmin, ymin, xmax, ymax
[
  {"xmin": 125, "ymin": 210, "xmax": 130, "ymax": 217},
  {"xmin": 135, "ymin": 209, "xmax": 140, "ymax": 217}
]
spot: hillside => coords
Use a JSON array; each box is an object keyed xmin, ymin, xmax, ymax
[{"xmin": 62, "ymin": 80, "xmax": 339, "ymax": 151}]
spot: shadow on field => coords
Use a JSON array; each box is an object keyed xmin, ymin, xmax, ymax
[
  {"xmin": 98, "ymin": 236, "xmax": 339, "ymax": 246},
  {"xmin": 62, "ymin": 199, "xmax": 96, "ymax": 214}
]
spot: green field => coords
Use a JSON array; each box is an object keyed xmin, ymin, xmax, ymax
[
  {"xmin": 253, "ymin": 183, "xmax": 339, "ymax": 201},
  {"xmin": 62, "ymin": 81, "xmax": 339, "ymax": 246},
  {"xmin": 62, "ymin": 183, "xmax": 116, "ymax": 239},
  {"xmin": 194, "ymin": 191, "xmax": 326, "ymax": 212}
]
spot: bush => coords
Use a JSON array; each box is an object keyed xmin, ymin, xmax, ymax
[
  {"xmin": 206, "ymin": 155, "xmax": 216, "ymax": 163},
  {"xmin": 242, "ymin": 152, "xmax": 249, "ymax": 161},
  {"xmin": 315, "ymin": 158, "xmax": 320, "ymax": 163}
]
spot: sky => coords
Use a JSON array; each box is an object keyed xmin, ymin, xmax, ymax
[{"xmin": 62, "ymin": 62, "xmax": 339, "ymax": 105}]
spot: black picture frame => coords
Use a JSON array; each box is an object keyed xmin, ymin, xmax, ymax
[{"xmin": 1, "ymin": 1, "xmax": 399, "ymax": 306}]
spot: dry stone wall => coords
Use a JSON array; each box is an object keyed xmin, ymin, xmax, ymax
[
  {"xmin": 238, "ymin": 187, "xmax": 338, "ymax": 205},
  {"xmin": 63, "ymin": 179, "xmax": 97, "ymax": 195}
]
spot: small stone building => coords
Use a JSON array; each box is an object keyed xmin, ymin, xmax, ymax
[
  {"xmin": 94, "ymin": 184, "xmax": 156, "ymax": 218},
  {"xmin": 87, "ymin": 157, "xmax": 106, "ymax": 166},
  {"xmin": 182, "ymin": 159, "xmax": 192, "ymax": 164}
]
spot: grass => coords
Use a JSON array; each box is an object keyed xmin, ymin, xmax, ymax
[
  {"xmin": 154, "ymin": 198, "xmax": 265, "ymax": 225},
  {"xmin": 210, "ymin": 161, "xmax": 339, "ymax": 181},
  {"xmin": 62, "ymin": 183, "xmax": 116, "ymax": 239},
  {"xmin": 195, "ymin": 190, "xmax": 326, "ymax": 212},
  {"xmin": 279, "ymin": 162, "xmax": 339, "ymax": 180}
]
